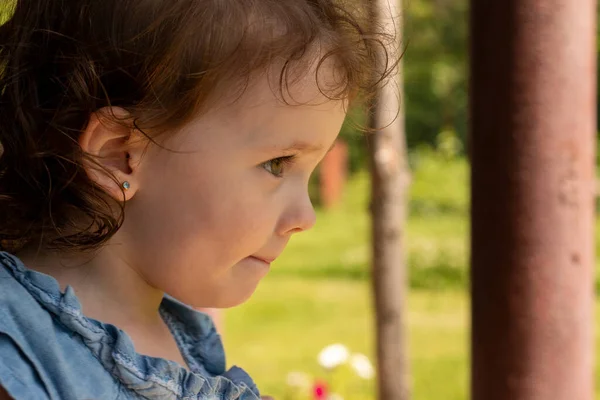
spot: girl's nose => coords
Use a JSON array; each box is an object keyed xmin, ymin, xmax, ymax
[{"xmin": 277, "ymin": 192, "xmax": 316, "ymax": 236}]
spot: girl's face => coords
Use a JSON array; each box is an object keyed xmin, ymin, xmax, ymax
[{"xmin": 117, "ymin": 71, "xmax": 347, "ymax": 308}]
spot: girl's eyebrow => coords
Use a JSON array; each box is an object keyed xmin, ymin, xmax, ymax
[{"xmin": 279, "ymin": 141, "xmax": 336, "ymax": 154}]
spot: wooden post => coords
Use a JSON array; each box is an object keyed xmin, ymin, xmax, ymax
[
  {"xmin": 470, "ymin": 0, "xmax": 597, "ymax": 399},
  {"xmin": 367, "ymin": 0, "xmax": 410, "ymax": 399}
]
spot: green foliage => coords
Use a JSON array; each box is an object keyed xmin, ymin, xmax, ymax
[
  {"xmin": 329, "ymin": 0, "xmax": 472, "ymax": 170},
  {"xmin": 0, "ymin": 1, "xmax": 15, "ymax": 24},
  {"xmin": 339, "ymin": 105, "xmax": 369, "ymax": 173},
  {"xmin": 403, "ymin": 0, "xmax": 469, "ymax": 150},
  {"xmin": 409, "ymin": 139, "xmax": 468, "ymax": 216}
]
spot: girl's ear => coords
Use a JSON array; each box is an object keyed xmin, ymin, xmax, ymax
[{"xmin": 79, "ymin": 107, "xmax": 145, "ymax": 201}]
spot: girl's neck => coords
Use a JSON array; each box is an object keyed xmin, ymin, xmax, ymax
[
  {"xmin": 17, "ymin": 245, "xmax": 166, "ymax": 330},
  {"xmin": 17, "ymin": 245, "xmax": 190, "ymax": 367}
]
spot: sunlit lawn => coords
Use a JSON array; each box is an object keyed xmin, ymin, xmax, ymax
[
  {"xmin": 227, "ymin": 277, "xmax": 600, "ymax": 400},
  {"xmin": 226, "ymin": 278, "xmax": 468, "ymax": 400},
  {"xmin": 224, "ymin": 153, "xmax": 598, "ymax": 399}
]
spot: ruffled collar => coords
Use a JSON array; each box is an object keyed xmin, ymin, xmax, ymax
[{"xmin": 0, "ymin": 251, "xmax": 260, "ymax": 399}]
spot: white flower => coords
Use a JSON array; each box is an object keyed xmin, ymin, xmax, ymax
[
  {"xmin": 327, "ymin": 394, "xmax": 344, "ymax": 400},
  {"xmin": 318, "ymin": 343, "xmax": 349, "ymax": 369},
  {"xmin": 286, "ymin": 371, "xmax": 311, "ymax": 388},
  {"xmin": 350, "ymin": 353, "xmax": 375, "ymax": 379}
]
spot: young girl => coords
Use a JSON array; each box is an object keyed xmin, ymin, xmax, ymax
[{"xmin": 0, "ymin": 0, "xmax": 395, "ymax": 399}]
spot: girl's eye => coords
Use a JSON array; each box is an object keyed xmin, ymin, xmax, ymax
[{"xmin": 261, "ymin": 156, "xmax": 295, "ymax": 178}]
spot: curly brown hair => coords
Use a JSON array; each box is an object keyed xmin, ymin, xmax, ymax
[{"xmin": 0, "ymin": 0, "xmax": 399, "ymax": 253}]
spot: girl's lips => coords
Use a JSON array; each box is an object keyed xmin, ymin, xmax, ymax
[{"xmin": 249, "ymin": 256, "xmax": 275, "ymax": 265}]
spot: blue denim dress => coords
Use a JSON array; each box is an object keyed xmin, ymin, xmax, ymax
[{"xmin": 0, "ymin": 252, "xmax": 261, "ymax": 400}]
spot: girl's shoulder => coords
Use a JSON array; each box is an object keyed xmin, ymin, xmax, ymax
[
  {"xmin": 0, "ymin": 251, "xmax": 131, "ymax": 399},
  {"xmin": 0, "ymin": 252, "xmax": 261, "ymax": 400},
  {"xmin": 0, "ymin": 254, "xmax": 55, "ymax": 399}
]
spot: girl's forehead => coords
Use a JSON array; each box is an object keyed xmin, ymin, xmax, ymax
[
  {"xmin": 167, "ymin": 88, "xmax": 345, "ymax": 153},
  {"xmin": 234, "ymin": 81, "xmax": 344, "ymax": 129},
  {"xmin": 167, "ymin": 61, "xmax": 346, "ymax": 150}
]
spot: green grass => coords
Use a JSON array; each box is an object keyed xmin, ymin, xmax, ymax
[
  {"xmin": 224, "ymin": 149, "xmax": 599, "ymax": 399},
  {"xmin": 225, "ymin": 279, "xmax": 468, "ymax": 400},
  {"xmin": 226, "ymin": 277, "xmax": 600, "ymax": 400}
]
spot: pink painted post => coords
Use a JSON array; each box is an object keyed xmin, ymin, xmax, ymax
[
  {"xmin": 470, "ymin": 0, "xmax": 597, "ymax": 399},
  {"xmin": 319, "ymin": 139, "xmax": 348, "ymax": 209}
]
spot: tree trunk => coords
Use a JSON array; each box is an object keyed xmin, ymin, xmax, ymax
[{"xmin": 367, "ymin": 1, "xmax": 410, "ymax": 399}]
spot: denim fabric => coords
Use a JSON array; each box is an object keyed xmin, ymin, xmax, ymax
[{"xmin": 0, "ymin": 252, "xmax": 261, "ymax": 400}]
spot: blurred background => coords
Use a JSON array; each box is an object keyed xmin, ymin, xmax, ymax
[{"xmin": 223, "ymin": 1, "xmax": 600, "ymax": 399}]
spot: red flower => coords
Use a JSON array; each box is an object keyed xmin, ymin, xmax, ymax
[{"xmin": 313, "ymin": 380, "xmax": 328, "ymax": 400}]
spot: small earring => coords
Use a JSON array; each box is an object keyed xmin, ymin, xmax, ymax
[{"xmin": 122, "ymin": 181, "xmax": 131, "ymax": 190}]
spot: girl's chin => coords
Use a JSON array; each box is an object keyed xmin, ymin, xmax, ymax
[{"xmin": 176, "ymin": 271, "xmax": 267, "ymax": 309}]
